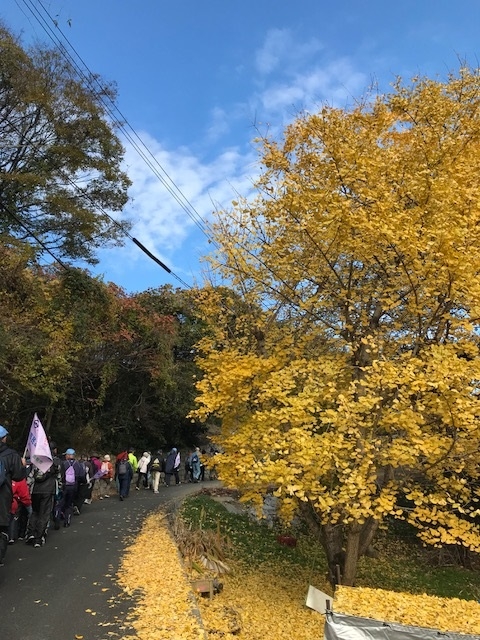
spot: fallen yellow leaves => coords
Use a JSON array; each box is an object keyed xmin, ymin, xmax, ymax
[
  {"xmin": 116, "ymin": 509, "xmax": 327, "ymax": 640},
  {"xmin": 196, "ymin": 564, "xmax": 326, "ymax": 640},
  {"xmin": 334, "ymin": 586, "xmax": 480, "ymax": 636},
  {"xmin": 116, "ymin": 513, "xmax": 205, "ymax": 640}
]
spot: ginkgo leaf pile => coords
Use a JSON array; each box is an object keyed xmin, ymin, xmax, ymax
[
  {"xmin": 116, "ymin": 508, "xmax": 327, "ymax": 640},
  {"xmin": 116, "ymin": 512, "xmax": 205, "ymax": 640},
  {"xmin": 196, "ymin": 564, "xmax": 326, "ymax": 640},
  {"xmin": 191, "ymin": 67, "xmax": 480, "ymax": 586},
  {"xmin": 334, "ymin": 586, "xmax": 480, "ymax": 636}
]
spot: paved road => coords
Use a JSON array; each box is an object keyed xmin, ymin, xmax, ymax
[{"xmin": 0, "ymin": 481, "xmax": 220, "ymax": 640}]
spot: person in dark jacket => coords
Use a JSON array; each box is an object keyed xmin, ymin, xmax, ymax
[
  {"xmin": 164, "ymin": 447, "xmax": 180, "ymax": 486},
  {"xmin": 27, "ymin": 453, "xmax": 60, "ymax": 547},
  {"xmin": 115, "ymin": 454, "xmax": 132, "ymax": 501},
  {"xmin": 59, "ymin": 449, "xmax": 86, "ymax": 527},
  {"xmin": 0, "ymin": 425, "xmax": 26, "ymax": 566}
]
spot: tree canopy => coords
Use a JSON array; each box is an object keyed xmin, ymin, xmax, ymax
[
  {"xmin": 192, "ymin": 68, "xmax": 480, "ymax": 585},
  {"xmin": 0, "ymin": 23, "xmax": 131, "ymax": 263},
  {"xmin": 0, "ymin": 248, "xmax": 204, "ymax": 453}
]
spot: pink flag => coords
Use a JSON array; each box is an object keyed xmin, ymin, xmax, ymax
[{"xmin": 26, "ymin": 413, "xmax": 53, "ymax": 473}]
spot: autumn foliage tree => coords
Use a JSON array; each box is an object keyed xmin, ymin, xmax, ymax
[
  {"xmin": 0, "ymin": 23, "xmax": 131, "ymax": 263},
  {"xmin": 193, "ymin": 68, "xmax": 480, "ymax": 585},
  {"xmin": 0, "ymin": 250, "xmax": 204, "ymax": 453}
]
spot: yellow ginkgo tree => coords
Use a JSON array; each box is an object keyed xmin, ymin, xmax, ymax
[{"xmin": 193, "ymin": 68, "xmax": 480, "ymax": 586}]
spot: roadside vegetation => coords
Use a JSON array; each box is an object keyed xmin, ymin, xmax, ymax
[
  {"xmin": 116, "ymin": 491, "xmax": 479, "ymax": 640},
  {"xmin": 179, "ymin": 492, "xmax": 480, "ymax": 601}
]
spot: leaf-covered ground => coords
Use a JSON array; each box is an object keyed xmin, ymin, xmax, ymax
[
  {"xmin": 116, "ymin": 511, "xmax": 205, "ymax": 640},
  {"xmin": 116, "ymin": 505, "xmax": 327, "ymax": 639},
  {"xmin": 115, "ymin": 493, "xmax": 480, "ymax": 639},
  {"xmin": 335, "ymin": 586, "xmax": 480, "ymax": 636}
]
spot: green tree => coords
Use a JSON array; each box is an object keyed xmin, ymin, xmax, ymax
[
  {"xmin": 193, "ymin": 68, "xmax": 480, "ymax": 586},
  {"xmin": 0, "ymin": 241, "xmax": 77, "ymax": 446},
  {"xmin": 0, "ymin": 23, "xmax": 131, "ymax": 263}
]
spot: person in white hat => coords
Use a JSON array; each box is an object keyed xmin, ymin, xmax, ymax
[
  {"xmin": 135, "ymin": 451, "xmax": 151, "ymax": 490},
  {"xmin": 0, "ymin": 425, "xmax": 26, "ymax": 566},
  {"xmin": 97, "ymin": 455, "xmax": 113, "ymax": 499},
  {"xmin": 59, "ymin": 449, "xmax": 86, "ymax": 526}
]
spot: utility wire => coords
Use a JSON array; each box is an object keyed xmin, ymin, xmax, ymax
[
  {"xmin": 11, "ymin": 0, "xmax": 195, "ymax": 289},
  {"xmin": 1, "ymin": 203, "xmax": 68, "ymax": 270},
  {"xmin": 22, "ymin": 0, "xmax": 212, "ymax": 241},
  {"xmin": 5, "ymin": 111, "xmax": 192, "ymax": 290}
]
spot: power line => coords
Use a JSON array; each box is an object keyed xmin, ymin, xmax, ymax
[
  {"xmin": 21, "ymin": 0, "xmax": 212, "ymax": 240},
  {"xmin": 1, "ymin": 203, "xmax": 68, "ymax": 270},
  {"xmin": 10, "ymin": 0, "xmax": 195, "ymax": 289}
]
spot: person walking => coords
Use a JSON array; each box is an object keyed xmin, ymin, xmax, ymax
[
  {"xmin": 74, "ymin": 455, "xmax": 92, "ymax": 514},
  {"xmin": 136, "ymin": 452, "xmax": 150, "ymax": 490},
  {"xmin": 184, "ymin": 451, "xmax": 193, "ymax": 483},
  {"xmin": 165, "ymin": 447, "xmax": 181, "ymax": 486},
  {"xmin": 0, "ymin": 425, "xmax": 26, "ymax": 566},
  {"xmin": 115, "ymin": 454, "xmax": 132, "ymax": 501},
  {"xmin": 191, "ymin": 448, "xmax": 202, "ymax": 483},
  {"xmin": 59, "ymin": 449, "xmax": 85, "ymax": 527},
  {"xmin": 84, "ymin": 453, "xmax": 101, "ymax": 504},
  {"xmin": 9, "ymin": 477, "xmax": 31, "ymax": 543},
  {"xmin": 27, "ymin": 455, "xmax": 60, "ymax": 546},
  {"xmin": 148, "ymin": 450, "xmax": 164, "ymax": 494},
  {"xmin": 96, "ymin": 455, "xmax": 113, "ymax": 499},
  {"xmin": 124, "ymin": 449, "xmax": 137, "ymax": 497}
]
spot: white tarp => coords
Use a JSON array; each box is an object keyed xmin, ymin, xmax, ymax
[{"xmin": 324, "ymin": 611, "xmax": 480, "ymax": 640}]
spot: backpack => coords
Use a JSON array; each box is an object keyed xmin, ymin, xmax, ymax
[
  {"xmin": 118, "ymin": 459, "xmax": 128, "ymax": 475},
  {"xmin": 34, "ymin": 467, "xmax": 49, "ymax": 483},
  {"xmin": 151, "ymin": 456, "xmax": 161, "ymax": 471},
  {"xmin": 65, "ymin": 461, "xmax": 76, "ymax": 485}
]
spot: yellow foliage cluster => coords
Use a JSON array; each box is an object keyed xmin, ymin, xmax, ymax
[
  {"xmin": 334, "ymin": 586, "xmax": 480, "ymax": 636},
  {"xmin": 192, "ymin": 68, "xmax": 480, "ymax": 566},
  {"xmin": 116, "ymin": 510, "xmax": 327, "ymax": 640}
]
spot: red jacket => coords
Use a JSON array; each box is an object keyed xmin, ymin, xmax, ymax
[{"xmin": 11, "ymin": 478, "xmax": 32, "ymax": 515}]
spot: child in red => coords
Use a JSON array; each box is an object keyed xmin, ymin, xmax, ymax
[{"xmin": 9, "ymin": 478, "xmax": 32, "ymax": 543}]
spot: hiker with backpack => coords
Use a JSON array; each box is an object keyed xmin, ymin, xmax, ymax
[
  {"xmin": 59, "ymin": 449, "xmax": 86, "ymax": 527},
  {"xmin": 148, "ymin": 450, "xmax": 164, "ymax": 493},
  {"xmin": 0, "ymin": 425, "xmax": 26, "ymax": 566},
  {"xmin": 95, "ymin": 454, "xmax": 113, "ymax": 499},
  {"xmin": 73, "ymin": 455, "xmax": 93, "ymax": 514},
  {"xmin": 135, "ymin": 451, "xmax": 151, "ymax": 490},
  {"xmin": 115, "ymin": 454, "xmax": 132, "ymax": 501},
  {"xmin": 84, "ymin": 453, "xmax": 102, "ymax": 504},
  {"xmin": 25, "ymin": 452, "xmax": 60, "ymax": 547}
]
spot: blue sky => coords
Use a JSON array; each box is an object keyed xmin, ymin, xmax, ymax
[{"xmin": 2, "ymin": 1, "xmax": 480, "ymax": 293}]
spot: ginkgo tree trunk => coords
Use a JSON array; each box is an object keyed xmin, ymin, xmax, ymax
[{"xmin": 192, "ymin": 68, "xmax": 480, "ymax": 587}]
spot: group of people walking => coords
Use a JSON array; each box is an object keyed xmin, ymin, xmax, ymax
[{"xmin": 0, "ymin": 427, "xmax": 215, "ymax": 568}]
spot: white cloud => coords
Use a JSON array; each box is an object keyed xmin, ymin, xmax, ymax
[
  {"xmin": 259, "ymin": 59, "xmax": 367, "ymax": 113},
  {"xmin": 116, "ymin": 133, "xmax": 257, "ymax": 268},
  {"xmin": 255, "ymin": 28, "xmax": 323, "ymax": 76}
]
